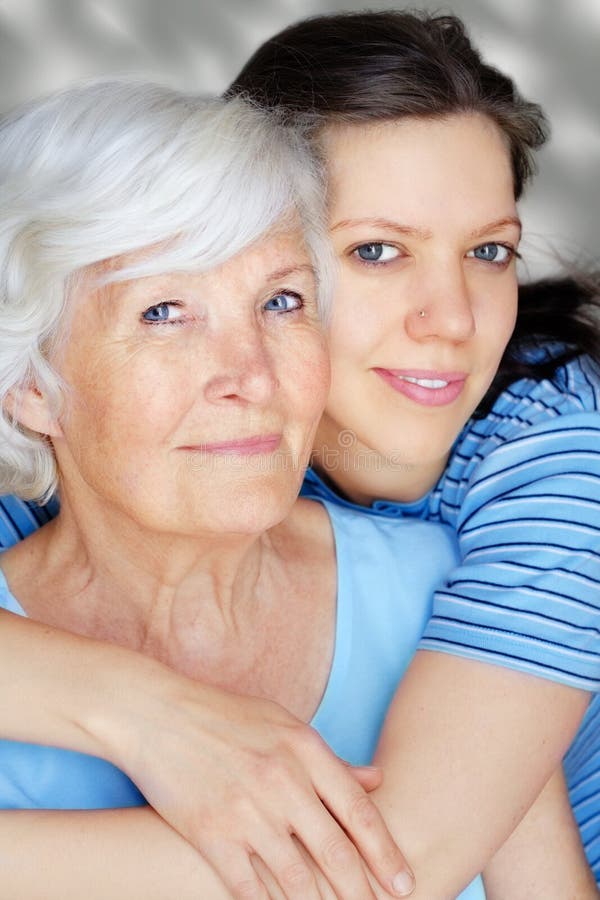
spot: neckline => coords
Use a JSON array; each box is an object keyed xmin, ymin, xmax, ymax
[
  {"xmin": 0, "ymin": 502, "xmax": 349, "ymax": 725},
  {"xmin": 0, "ymin": 564, "xmax": 28, "ymax": 617},
  {"xmin": 309, "ymin": 500, "xmax": 351, "ymax": 728}
]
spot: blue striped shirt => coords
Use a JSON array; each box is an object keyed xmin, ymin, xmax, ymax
[{"xmin": 303, "ymin": 355, "xmax": 600, "ymax": 693}]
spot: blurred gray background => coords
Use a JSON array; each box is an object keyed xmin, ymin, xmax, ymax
[{"xmin": 0, "ymin": 0, "xmax": 598, "ymax": 278}]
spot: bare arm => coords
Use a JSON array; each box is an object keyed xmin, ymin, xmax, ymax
[
  {"xmin": 256, "ymin": 657, "xmax": 596, "ymax": 900},
  {"xmin": 0, "ymin": 807, "xmax": 229, "ymax": 900},
  {"xmin": 1, "ymin": 609, "xmax": 594, "ymax": 896},
  {"xmin": 0, "ymin": 609, "xmax": 412, "ymax": 900},
  {"xmin": 482, "ymin": 768, "xmax": 598, "ymax": 899},
  {"xmin": 370, "ymin": 651, "xmax": 591, "ymax": 897}
]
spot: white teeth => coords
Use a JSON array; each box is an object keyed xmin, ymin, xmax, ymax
[{"xmin": 399, "ymin": 376, "xmax": 449, "ymax": 389}]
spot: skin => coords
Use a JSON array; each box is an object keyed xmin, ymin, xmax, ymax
[
  {"xmin": 46, "ymin": 233, "xmax": 326, "ymax": 544},
  {"xmin": 314, "ymin": 114, "xmax": 519, "ymax": 504},
  {"xmin": 310, "ymin": 112, "xmax": 594, "ymax": 895},
  {"xmin": 1, "ymin": 227, "xmax": 417, "ymax": 900},
  {"xmin": 0, "ymin": 113, "xmax": 595, "ymax": 896}
]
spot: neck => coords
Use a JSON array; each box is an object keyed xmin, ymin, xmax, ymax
[
  {"xmin": 27, "ymin": 483, "xmax": 274, "ymax": 657},
  {"xmin": 2, "ymin": 491, "xmax": 338, "ymax": 718},
  {"xmin": 311, "ymin": 445, "xmax": 446, "ymax": 506}
]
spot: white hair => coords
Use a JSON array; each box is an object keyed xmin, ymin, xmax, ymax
[{"xmin": 0, "ymin": 80, "xmax": 332, "ymax": 501}]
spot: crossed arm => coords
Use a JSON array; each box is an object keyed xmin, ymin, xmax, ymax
[{"xmin": 1, "ymin": 609, "xmax": 596, "ymax": 899}]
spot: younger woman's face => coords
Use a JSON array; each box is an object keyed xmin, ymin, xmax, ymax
[{"xmin": 317, "ymin": 113, "xmax": 520, "ymax": 503}]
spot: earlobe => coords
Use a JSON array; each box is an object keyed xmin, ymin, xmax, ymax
[{"xmin": 3, "ymin": 384, "xmax": 63, "ymax": 438}]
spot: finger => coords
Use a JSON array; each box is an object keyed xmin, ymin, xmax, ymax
[
  {"xmin": 291, "ymin": 835, "xmax": 340, "ymax": 900},
  {"xmin": 311, "ymin": 763, "xmax": 415, "ymax": 897},
  {"xmin": 202, "ymin": 843, "xmax": 271, "ymax": 900},
  {"xmin": 293, "ymin": 796, "xmax": 378, "ymax": 900},
  {"xmin": 250, "ymin": 825, "xmax": 324, "ymax": 900},
  {"xmin": 347, "ymin": 764, "xmax": 384, "ymax": 792}
]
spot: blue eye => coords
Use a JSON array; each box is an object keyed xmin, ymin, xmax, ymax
[
  {"xmin": 264, "ymin": 292, "xmax": 303, "ymax": 312},
  {"xmin": 141, "ymin": 302, "xmax": 183, "ymax": 323},
  {"xmin": 467, "ymin": 243, "xmax": 513, "ymax": 264},
  {"xmin": 353, "ymin": 243, "xmax": 400, "ymax": 264}
]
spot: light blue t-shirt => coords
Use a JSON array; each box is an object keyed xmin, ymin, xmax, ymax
[{"xmin": 0, "ymin": 500, "xmax": 484, "ymax": 899}]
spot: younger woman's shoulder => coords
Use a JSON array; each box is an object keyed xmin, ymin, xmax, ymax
[
  {"xmin": 0, "ymin": 495, "xmax": 58, "ymax": 549},
  {"xmin": 436, "ymin": 356, "xmax": 600, "ymax": 520},
  {"xmin": 465, "ymin": 355, "xmax": 600, "ymax": 446}
]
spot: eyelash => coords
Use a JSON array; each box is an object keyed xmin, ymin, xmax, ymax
[
  {"xmin": 263, "ymin": 290, "xmax": 305, "ymax": 313},
  {"xmin": 141, "ymin": 300, "xmax": 186, "ymax": 326},
  {"xmin": 350, "ymin": 242, "xmax": 401, "ymax": 267},
  {"xmin": 350, "ymin": 241, "xmax": 521, "ymax": 268},
  {"xmin": 140, "ymin": 291, "xmax": 305, "ymax": 327},
  {"xmin": 466, "ymin": 242, "xmax": 521, "ymax": 266}
]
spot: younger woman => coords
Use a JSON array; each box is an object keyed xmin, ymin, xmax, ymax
[{"xmin": 1, "ymin": 10, "xmax": 599, "ymax": 898}]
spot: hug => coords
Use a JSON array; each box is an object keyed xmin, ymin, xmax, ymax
[{"xmin": 1, "ymin": 9, "xmax": 599, "ymax": 899}]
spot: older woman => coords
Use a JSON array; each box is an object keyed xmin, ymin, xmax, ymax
[
  {"xmin": 0, "ymin": 79, "xmax": 495, "ymax": 898},
  {"xmin": 0, "ymin": 47, "xmax": 598, "ymax": 900}
]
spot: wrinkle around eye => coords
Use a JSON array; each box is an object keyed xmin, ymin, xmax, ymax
[
  {"xmin": 141, "ymin": 301, "xmax": 186, "ymax": 324},
  {"xmin": 263, "ymin": 291, "xmax": 303, "ymax": 313}
]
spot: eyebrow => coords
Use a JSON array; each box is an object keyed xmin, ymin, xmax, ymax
[
  {"xmin": 268, "ymin": 263, "xmax": 316, "ymax": 281},
  {"xmin": 330, "ymin": 218, "xmax": 433, "ymax": 240},
  {"xmin": 468, "ymin": 216, "xmax": 522, "ymax": 240},
  {"xmin": 330, "ymin": 215, "xmax": 522, "ymax": 241}
]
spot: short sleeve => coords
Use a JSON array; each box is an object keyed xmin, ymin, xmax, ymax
[
  {"xmin": 0, "ymin": 495, "xmax": 58, "ymax": 548},
  {"xmin": 420, "ymin": 412, "xmax": 600, "ymax": 691}
]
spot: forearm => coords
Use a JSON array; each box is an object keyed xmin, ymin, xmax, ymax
[
  {"xmin": 0, "ymin": 609, "xmax": 412, "ymax": 899},
  {"xmin": 0, "ymin": 806, "xmax": 229, "ymax": 900},
  {"xmin": 0, "ymin": 608, "xmax": 181, "ymax": 767},
  {"xmin": 370, "ymin": 651, "xmax": 591, "ymax": 898},
  {"xmin": 482, "ymin": 768, "xmax": 598, "ymax": 899}
]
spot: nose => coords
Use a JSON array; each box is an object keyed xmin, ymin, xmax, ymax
[
  {"xmin": 406, "ymin": 264, "xmax": 476, "ymax": 343},
  {"xmin": 203, "ymin": 324, "xmax": 279, "ymax": 406}
]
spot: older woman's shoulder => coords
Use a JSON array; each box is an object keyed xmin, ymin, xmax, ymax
[{"xmin": 269, "ymin": 497, "xmax": 335, "ymax": 567}]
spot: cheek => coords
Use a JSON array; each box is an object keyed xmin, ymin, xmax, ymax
[
  {"xmin": 475, "ymin": 283, "xmax": 518, "ymax": 367},
  {"xmin": 328, "ymin": 305, "xmax": 373, "ymax": 368},
  {"xmin": 61, "ymin": 345, "xmax": 186, "ymax": 449},
  {"xmin": 330, "ymin": 270, "xmax": 397, "ymax": 363},
  {"xmin": 285, "ymin": 335, "xmax": 330, "ymax": 420}
]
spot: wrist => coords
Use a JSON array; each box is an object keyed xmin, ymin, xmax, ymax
[{"xmin": 77, "ymin": 639, "xmax": 184, "ymax": 772}]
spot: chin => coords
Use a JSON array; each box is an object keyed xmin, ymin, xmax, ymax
[{"xmin": 201, "ymin": 480, "xmax": 300, "ymax": 535}]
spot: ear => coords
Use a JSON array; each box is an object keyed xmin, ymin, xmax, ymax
[{"xmin": 3, "ymin": 384, "xmax": 63, "ymax": 438}]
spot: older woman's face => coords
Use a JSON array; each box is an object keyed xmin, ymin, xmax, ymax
[{"xmin": 51, "ymin": 229, "xmax": 329, "ymax": 536}]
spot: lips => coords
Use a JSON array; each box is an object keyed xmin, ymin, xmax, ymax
[
  {"xmin": 179, "ymin": 434, "xmax": 282, "ymax": 456},
  {"xmin": 373, "ymin": 368, "xmax": 466, "ymax": 407}
]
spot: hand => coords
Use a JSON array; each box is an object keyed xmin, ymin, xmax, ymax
[{"xmin": 105, "ymin": 667, "xmax": 415, "ymax": 899}]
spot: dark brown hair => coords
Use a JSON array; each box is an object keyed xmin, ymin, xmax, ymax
[
  {"xmin": 228, "ymin": 10, "xmax": 600, "ymax": 408},
  {"xmin": 229, "ymin": 10, "xmax": 548, "ymax": 199}
]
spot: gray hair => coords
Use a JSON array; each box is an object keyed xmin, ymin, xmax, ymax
[{"xmin": 0, "ymin": 80, "xmax": 332, "ymax": 501}]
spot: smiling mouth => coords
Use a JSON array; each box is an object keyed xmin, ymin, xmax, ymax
[
  {"xmin": 179, "ymin": 434, "xmax": 282, "ymax": 456},
  {"xmin": 395, "ymin": 375, "xmax": 450, "ymax": 389},
  {"xmin": 373, "ymin": 368, "xmax": 466, "ymax": 407}
]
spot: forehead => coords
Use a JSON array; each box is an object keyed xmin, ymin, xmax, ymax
[
  {"xmin": 85, "ymin": 224, "xmax": 314, "ymax": 295},
  {"xmin": 324, "ymin": 113, "xmax": 516, "ymax": 223}
]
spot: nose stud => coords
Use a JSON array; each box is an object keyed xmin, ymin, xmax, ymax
[{"xmin": 418, "ymin": 309, "xmax": 427, "ymax": 318}]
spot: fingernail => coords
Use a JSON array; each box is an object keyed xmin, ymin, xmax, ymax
[{"xmin": 392, "ymin": 870, "xmax": 415, "ymax": 896}]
